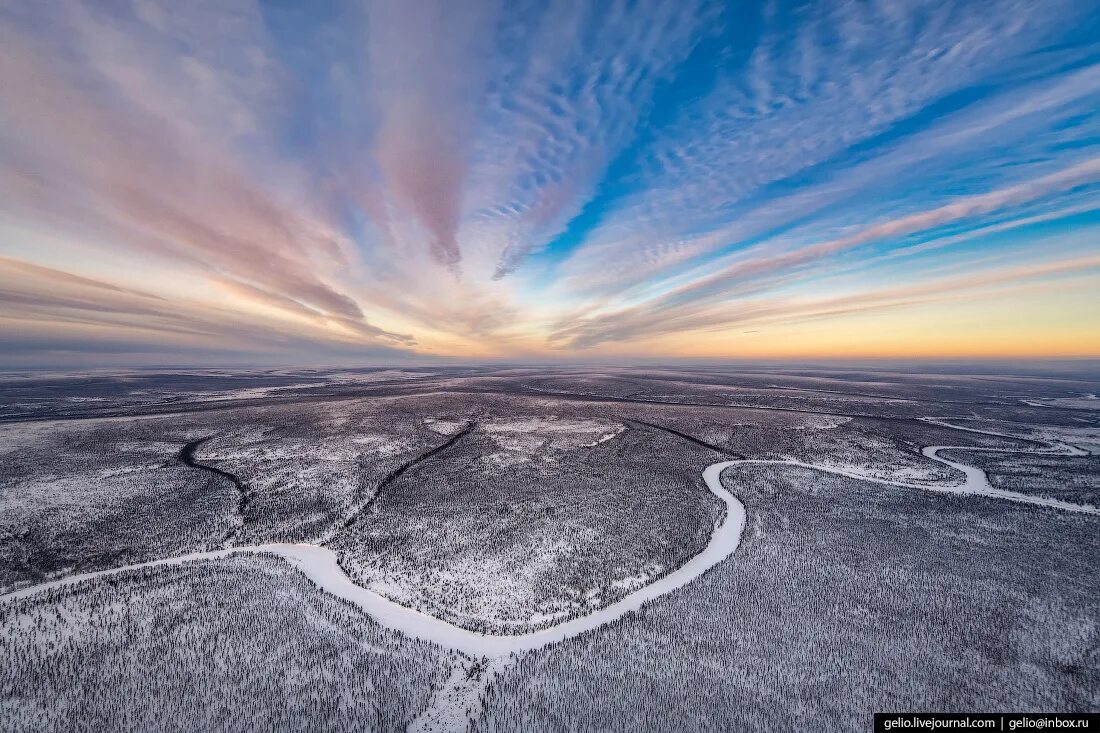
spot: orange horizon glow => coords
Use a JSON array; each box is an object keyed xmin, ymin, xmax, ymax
[{"xmin": 2, "ymin": 2, "xmax": 1100, "ymax": 367}]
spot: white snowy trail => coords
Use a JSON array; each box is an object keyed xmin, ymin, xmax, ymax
[
  {"xmin": 3, "ymin": 437, "xmax": 1096, "ymax": 658},
  {"xmin": 408, "ymin": 657, "xmax": 510, "ymax": 733}
]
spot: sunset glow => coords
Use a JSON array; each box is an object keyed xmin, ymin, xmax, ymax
[{"xmin": 1, "ymin": 1, "xmax": 1099, "ymax": 366}]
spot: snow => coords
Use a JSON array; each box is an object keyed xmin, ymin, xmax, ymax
[
  {"xmin": 609, "ymin": 566, "xmax": 663, "ymax": 592},
  {"xmin": 1020, "ymin": 394, "xmax": 1100, "ymax": 410},
  {"xmin": 784, "ymin": 415, "xmax": 853, "ymax": 431},
  {"xmin": 4, "ymin": 432, "xmax": 1096, "ymax": 662},
  {"xmin": 918, "ymin": 446, "xmax": 1097, "ymax": 512},
  {"xmin": 481, "ymin": 416, "xmax": 625, "ymax": 456},
  {"xmin": 407, "ymin": 657, "xmax": 509, "ymax": 733},
  {"xmin": 582, "ymin": 426, "xmax": 626, "ymax": 447},
  {"xmin": 320, "ymin": 369, "xmax": 433, "ymax": 383},
  {"xmin": 0, "ymin": 455, "xmax": 750, "ymax": 657},
  {"xmin": 179, "ymin": 383, "xmax": 319, "ymax": 402},
  {"xmin": 360, "ymin": 538, "xmax": 580, "ymax": 632},
  {"xmin": 482, "ymin": 417, "xmax": 617, "ymax": 437},
  {"xmin": 921, "ymin": 416, "xmax": 1099, "ymax": 456},
  {"xmin": 423, "ymin": 418, "xmax": 469, "ymax": 435}
]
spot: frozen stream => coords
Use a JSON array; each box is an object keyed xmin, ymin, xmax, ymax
[
  {"xmin": 0, "ymin": 457, "xmax": 742, "ymax": 656},
  {"xmin": 3, "ymin": 439, "xmax": 1096, "ymax": 657},
  {"xmin": 5, "ymin": 432, "xmax": 1098, "ymax": 731}
]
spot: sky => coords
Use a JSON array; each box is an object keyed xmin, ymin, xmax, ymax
[{"xmin": 1, "ymin": 0, "xmax": 1099, "ymax": 367}]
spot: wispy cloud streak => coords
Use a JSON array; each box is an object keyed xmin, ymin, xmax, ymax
[
  {"xmin": 365, "ymin": 0, "xmax": 500, "ymax": 268},
  {"xmin": 0, "ymin": 0, "xmax": 1098, "ymax": 363},
  {"xmin": 549, "ymin": 158, "xmax": 1100, "ymax": 347}
]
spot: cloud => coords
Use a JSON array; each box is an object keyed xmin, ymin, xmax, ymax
[
  {"xmin": 549, "ymin": 158, "xmax": 1100, "ymax": 347},
  {"xmin": 550, "ymin": 254, "xmax": 1100, "ymax": 350},
  {"xmin": 471, "ymin": 0, "xmax": 716, "ymax": 278},
  {"xmin": 0, "ymin": 257, "xmax": 168, "ymax": 302},
  {"xmin": 549, "ymin": 52, "xmax": 1100, "ymax": 311},
  {"xmin": 0, "ymin": 3, "xmax": 389, "ymax": 330},
  {"xmin": 0, "ymin": 255, "xmax": 415, "ymax": 360},
  {"xmin": 551, "ymin": 0, "xmax": 1094, "ymax": 296},
  {"xmin": 365, "ymin": 0, "xmax": 500, "ymax": 268},
  {"xmin": 1, "ymin": 0, "xmax": 1098, "ymax": 364}
]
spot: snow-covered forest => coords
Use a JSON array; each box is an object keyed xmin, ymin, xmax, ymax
[{"xmin": 2, "ymin": 366, "xmax": 1098, "ymax": 730}]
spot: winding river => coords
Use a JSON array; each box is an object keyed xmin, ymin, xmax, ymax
[{"xmin": 3, "ymin": 435, "xmax": 1096, "ymax": 658}]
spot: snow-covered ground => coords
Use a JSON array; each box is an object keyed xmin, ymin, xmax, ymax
[
  {"xmin": 6, "ymin": 433, "xmax": 1095, "ymax": 661},
  {"xmin": 408, "ymin": 657, "xmax": 510, "ymax": 733},
  {"xmin": 1021, "ymin": 393, "xmax": 1100, "ymax": 410},
  {"xmin": 4, "ymin": 367, "xmax": 1098, "ymax": 730},
  {"xmin": 482, "ymin": 416, "xmax": 626, "ymax": 454},
  {"xmin": 0, "ymin": 449, "xmax": 747, "ymax": 656}
]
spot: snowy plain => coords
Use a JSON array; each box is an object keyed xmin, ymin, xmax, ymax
[{"xmin": 2, "ymin": 366, "xmax": 1098, "ymax": 731}]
